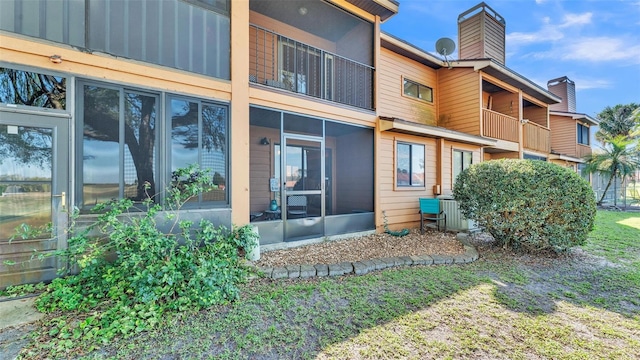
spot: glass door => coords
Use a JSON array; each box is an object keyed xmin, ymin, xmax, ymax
[
  {"xmin": 282, "ymin": 134, "xmax": 324, "ymax": 242},
  {"xmin": 0, "ymin": 110, "xmax": 69, "ymax": 288}
]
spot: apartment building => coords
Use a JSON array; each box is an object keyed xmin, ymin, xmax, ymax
[{"xmin": 0, "ymin": 0, "xmax": 586, "ymax": 287}]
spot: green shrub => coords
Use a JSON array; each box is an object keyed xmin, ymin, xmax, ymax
[
  {"xmin": 19, "ymin": 165, "xmax": 258, "ymax": 355},
  {"xmin": 453, "ymin": 159, "xmax": 596, "ymax": 253}
]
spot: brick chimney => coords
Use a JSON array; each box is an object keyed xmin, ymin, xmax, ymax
[
  {"xmin": 458, "ymin": 2, "xmax": 506, "ymax": 65},
  {"xmin": 547, "ymin": 76, "xmax": 576, "ymax": 112}
]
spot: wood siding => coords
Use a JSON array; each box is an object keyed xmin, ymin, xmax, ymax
[
  {"xmin": 458, "ymin": 11, "xmax": 505, "ymax": 64},
  {"xmin": 458, "ymin": 14, "xmax": 482, "ymax": 60},
  {"xmin": 483, "ymin": 15, "xmax": 506, "ymax": 64},
  {"xmin": 523, "ymin": 121, "xmax": 550, "ymax": 153},
  {"xmin": 377, "ymin": 132, "xmax": 437, "ymax": 231},
  {"xmin": 378, "ymin": 48, "xmax": 437, "ymax": 124},
  {"xmin": 483, "ymin": 109, "xmax": 519, "ymax": 142},
  {"xmin": 437, "ymin": 68, "xmax": 481, "ymax": 134},
  {"xmin": 549, "ymin": 114, "xmax": 591, "ymax": 158},
  {"xmin": 523, "ymin": 106, "xmax": 547, "ymax": 127},
  {"xmin": 249, "ymin": 127, "xmax": 281, "ymax": 213}
]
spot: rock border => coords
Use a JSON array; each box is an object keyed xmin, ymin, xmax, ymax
[{"xmin": 253, "ymin": 233, "xmax": 479, "ymax": 280}]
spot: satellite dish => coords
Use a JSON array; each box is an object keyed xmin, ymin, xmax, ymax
[
  {"xmin": 435, "ymin": 37, "xmax": 456, "ymax": 68},
  {"xmin": 435, "ymin": 37, "xmax": 456, "ymax": 56}
]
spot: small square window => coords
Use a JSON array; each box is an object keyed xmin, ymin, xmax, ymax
[{"xmin": 403, "ymin": 78, "xmax": 433, "ymax": 103}]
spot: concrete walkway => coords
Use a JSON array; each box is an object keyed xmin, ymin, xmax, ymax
[{"xmin": 0, "ymin": 296, "xmax": 42, "ymax": 360}]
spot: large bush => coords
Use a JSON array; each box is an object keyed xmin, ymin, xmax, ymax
[
  {"xmin": 16, "ymin": 166, "xmax": 258, "ymax": 356},
  {"xmin": 453, "ymin": 159, "xmax": 596, "ymax": 253}
]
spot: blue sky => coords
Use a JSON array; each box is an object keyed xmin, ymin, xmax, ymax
[{"xmin": 381, "ymin": 0, "xmax": 640, "ymax": 120}]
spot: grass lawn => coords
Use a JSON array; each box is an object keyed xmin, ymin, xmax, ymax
[{"xmin": 24, "ymin": 210, "xmax": 640, "ymax": 359}]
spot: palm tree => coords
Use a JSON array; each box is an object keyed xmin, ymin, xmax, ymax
[
  {"xmin": 595, "ymin": 103, "xmax": 639, "ymax": 142},
  {"xmin": 583, "ymin": 135, "xmax": 640, "ymax": 206}
]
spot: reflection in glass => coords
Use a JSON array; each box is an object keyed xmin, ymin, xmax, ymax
[
  {"xmin": 0, "ymin": 125, "xmax": 52, "ymax": 240},
  {"xmin": 397, "ymin": 144, "xmax": 410, "ymax": 186},
  {"xmin": 82, "ymin": 86, "xmax": 119, "ymax": 207},
  {"xmin": 124, "ymin": 92, "xmax": 157, "ymax": 200},
  {"xmin": 171, "ymin": 99, "xmax": 199, "ymax": 171},
  {"xmin": 82, "ymin": 85, "xmax": 158, "ymax": 207},
  {"xmin": 202, "ymin": 104, "xmax": 227, "ymax": 202},
  {"xmin": 0, "ymin": 68, "xmax": 66, "ymax": 110}
]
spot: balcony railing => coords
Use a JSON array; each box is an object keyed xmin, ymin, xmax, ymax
[
  {"xmin": 249, "ymin": 24, "xmax": 374, "ymax": 110},
  {"xmin": 523, "ymin": 121, "xmax": 550, "ymax": 153},
  {"xmin": 482, "ymin": 109, "xmax": 519, "ymax": 142},
  {"xmin": 577, "ymin": 144, "xmax": 592, "ymax": 158}
]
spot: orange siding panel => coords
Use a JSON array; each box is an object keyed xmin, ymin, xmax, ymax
[{"xmin": 378, "ymin": 48, "xmax": 437, "ymax": 125}]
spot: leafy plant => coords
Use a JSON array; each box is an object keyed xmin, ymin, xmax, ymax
[
  {"xmin": 18, "ymin": 165, "xmax": 258, "ymax": 356},
  {"xmin": 453, "ymin": 159, "xmax": 597, "ymax": 253}
]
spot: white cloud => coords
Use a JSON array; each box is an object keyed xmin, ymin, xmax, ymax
[
  {"xmin": 572, "ymin": 78, "xmax": 612, "ymax": 90},
  {"xmin": 535, "ymin": 0, "xmax": 547, "ymax": 4},
  {"xmin": 560, "ymin": 36, "xmax": 640, "ymax": 64},
  {"xmin": 506, "ymin": 12, "xmax": 592, "ymax": 46},
  {"xmin": 559, "ymin": 12, "xmax": 592, "ymax": 28},
  {"xmin": 506, "ymin": 26, "xmax": 564, "ymax": 46}
]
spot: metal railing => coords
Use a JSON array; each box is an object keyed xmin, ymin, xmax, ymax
[
  {"xmin": 482, "ymin": 109, "xmax": 519, "ymax": 142},
  {"xmin": 249, "ymin": 24, "xmax": 374, "ymax": 110},
  {"xmin": 523, "ymin": 121, "xmax": 550, "ymax": 153}
]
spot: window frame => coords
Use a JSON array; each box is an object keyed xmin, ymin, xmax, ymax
[
  {"xmin": 76, "ymin": 79, "xmax": 230, "ymax": 210},
  {"xmin": 395, "ymin": 141, "xmax": 425, "ymax": 189},
  {"xmin": 452, "ymin": 149, "xmax": 473, "ymax": 186},
  {"xmin": 577, "ymin": 123, "xmax": 590, "ymax": 145},
  {"xmin": 402, "ymin": 78, "xmax": 433, "ymax": 103}
]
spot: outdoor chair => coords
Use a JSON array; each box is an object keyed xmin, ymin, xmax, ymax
[
  {"xmin": 419, "ymin": 198, "xmax": 446, "ymax": 233},
  {"xmin": 287, "ymin": 195, "xmax": 307, "ymax": 219}
]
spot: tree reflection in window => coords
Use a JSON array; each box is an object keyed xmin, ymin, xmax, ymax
[
  {"xmin": 0, "ymin": 67, "xmax": 66, "ymax": 109},
  {"xmin": 82, "ymin": 85, "xmax": 157, "ymax": 206}
]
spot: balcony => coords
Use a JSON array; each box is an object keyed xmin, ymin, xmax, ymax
[
  {"xmin": 249, "ymin": 25, "xmax": 374, "ymax": 110},
  {"xmin": 577, "ymin": 144, "xmax": 592, "ymax": 158},
  {"xmin": 482, "ymin": 109, "xmax": 519, "ymax": 142},
  {"xmin": 523, "ymin": 121, "xmax": 550, "ymax": 153}
]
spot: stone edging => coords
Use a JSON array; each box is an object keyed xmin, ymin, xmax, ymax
[{"xmin": 254, "ymin": 234, "xmax": 479, "ymax": 280}]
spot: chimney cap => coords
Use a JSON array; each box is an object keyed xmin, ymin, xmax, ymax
[
  {"xmin": 547, "ymin": 76, "xmax": 575, "ymax": 86},
  {"xmin": 458, "ymin": 2, "xmax": 505, "ymax": 25}
]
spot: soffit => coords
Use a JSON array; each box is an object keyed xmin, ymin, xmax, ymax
[
  {"xmin": 345, "ymin": 0, "xmax": 399, "ymax": 21},
  {"xmin": 249, "ymin": 0, "xmax": 363, "ymax": 42},
  {"xmin": 453, "ymin": 59, "xmax": 561, "ymax": 105}
]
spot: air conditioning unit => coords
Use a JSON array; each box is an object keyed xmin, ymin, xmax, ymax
[{"xmin": 439, "ymin": 198, "xmax": 479, "ymax": 232}]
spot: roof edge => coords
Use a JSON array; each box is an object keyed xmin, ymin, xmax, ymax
[{"xmin": 379, "ymin": 116, "xmax": 497, "ymax": 146}]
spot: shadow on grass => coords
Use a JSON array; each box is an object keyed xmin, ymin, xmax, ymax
[
  {"xmin": 95, "ymin": 266, "xmax": 487, "ymax": 359},
  {"xmin": 484, "ymin": 210, "xmax": 640, "ymax": 317}
]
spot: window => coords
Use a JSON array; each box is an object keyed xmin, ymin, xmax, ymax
[
  {"xmin": 453, "ymin": 150, "xmax": 472, "ymax": 185},
  {"xmin": 403, "ymin": 79, "xmax": 433, "ymax": 102},
  {"xmin": 577, "ymin": 163, "xmax": 590, "ymax": 182},
  {"xmin": 577, "ymin": 123, "xmax": 590, "ymax": 145},
  {"xmin": 396, "ymin": 142, "xmax": 425, "ymax": 187},
  {"xmin": 169, "ymin": 97, "xmax": 228, "ymax": 204},
  {"xmin": 79, "ymin": 81, "xmax": 228, "ymax": 209},
  {"xmin": 279, "ymin": 41, "xmax": 322, "ymax": 97},
  {"xmin": 80, "ymin": 83, "xmax": 159, "ymax": 207},
  {"xmin": 0, "ymin": 67, "xmax": 67, "ymax": 110}
]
